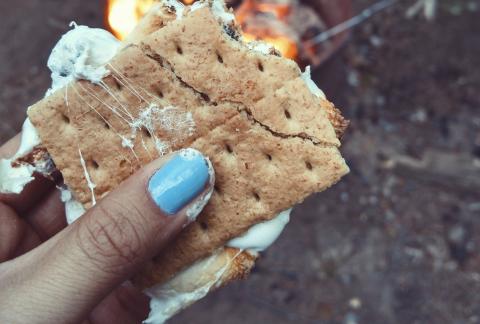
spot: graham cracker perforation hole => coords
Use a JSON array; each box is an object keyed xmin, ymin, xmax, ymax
[
  {"xmin": 253, "ymin": 191, "xmax": 261, "ymax": 201},
  {"xmin": 103, "ymin": 121, "xmax": 110, "ymax": 129},
  {"xmin": 216, "ymin": 52, "xmax": 224, "ymax": 64},
  {"xmin": 113, "ymin": 78, "xmax": 123, "ymax": 91},
  {"xmin": 176, "ymin": 45, "xmax": 183, "ymax": 55},
  {"xmin": 156, "ymin": 88, "xmax": 164, "ymax": 98},
  {"xmin": 284, "ymin": 109, "xmax": 292, "ymax": 119},
  {"xmin": 200, "ymin": 222, "xmax": 208, "ymax": 230},
  {"xmin": 119, "ymin": 159, "xmax": 127, "ymax": 168},
  {"xmin": 61, "ymin": 113, "xmax": 70, "ymax": 124},
  {"xmin": 265, "ymin": 153, "xmax": 273, "ymax": 161},
  {"xmin": 90, "ymin": 160, "xmax": 100, "ymax": 170},
  {"xmin": 257, "ymin": 62, "xmax": 264, "ymax": 72},
  {"xmin": 142, "ymin": 127, "xmax": 152, "ymax": 138},
  {"xmin": 214, "ymin": 184, "xmax": 221, "ymax": 194},
  {"xmin": 225, "ymin": 143, "xmax": 233, "ymax": 154},
  {"xmin": 305, "ymin": 161, "xmax": 313, "ymax": 170}
]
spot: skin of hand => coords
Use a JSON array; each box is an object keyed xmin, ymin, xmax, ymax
[{"xmin": 0, "ymin": 134, "xmax": 214, "ymax": 324}]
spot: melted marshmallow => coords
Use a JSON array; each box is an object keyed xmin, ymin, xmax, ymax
[
  {"xmin": 184, "ymin": 150, "xmax": 215, "ymax": 221},
  {"xmin": 0, "ymin": 119, "xmax": 42, "ymax": 194},
  {"xmin": 227, "ymin": 209, "xmax": 291, "ymax": 252},
  {"xmin": 171, "ymin": 0, "xmax": 233, "ymax": 23},
  {"xmin": 129, "ymin": 104, "xmax": 196, "ymax": 156},
  {"xmin": 14, "ymin": 119, "xmax": 41, "ymax": 159},
  {"xmin": 46, "ymin": 23, "xmax": 120, "ymax": 96},
  {"xmin": 164, "ymin": 0, "xmax": 185, "ymax": 19},
  {"xmin": 0, "ymin": 160, "xmax": 35, "ymax": 194},
  {"xmin": 301, "ymin": 66, "xmax": 326, "ymax": 100},
  {"xmin": 246, "ymin": 41, "xmax": 274, "ymax": 55},
  {"xmin": 211, "ymin": 0, "xmax": 235, "ymax": 23},
  {"xmin": 190, "ymin": 0, "xmax": 207, "ymax": 12},
  {"xmin": 78, "ymin": 149, "xmax": 97, "ymax": 206},
  {"xmin": 61, "ymin": 188, "xmax": 86, "ymax": 224},
  {"xmin": 144, "ymin": 249, "xmax": 236, "ymax": 324}
]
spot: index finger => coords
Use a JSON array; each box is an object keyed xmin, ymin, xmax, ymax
[{"xmin": 0, "ymin": 133, "xmax": 21, "ymax": 159}]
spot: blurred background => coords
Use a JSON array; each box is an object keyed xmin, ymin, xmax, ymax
[{"xmin": 1, "ymin": 0, "xmax": 479, "ymax": 323}]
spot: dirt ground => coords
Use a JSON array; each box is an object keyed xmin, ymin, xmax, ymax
[{"xmin": 1, "ymin": 0, "xmax": 479, "ymax": 323}]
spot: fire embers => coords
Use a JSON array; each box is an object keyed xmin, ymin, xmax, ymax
[
  {"xmin": 106, "ymin": 0, "xmax": 330, "ymax": 65},
  {"xmin": 235, "ymin": 0, "xmax": 330, "ymax": 65}
]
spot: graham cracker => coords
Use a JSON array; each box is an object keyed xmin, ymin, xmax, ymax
[
  {"xmin": 123, "ymin": 2, "xmax": 177, "ymax": 46},
  {"xmin": 27, "ymin": 0, "xmax": 349, "ymax": 288}
]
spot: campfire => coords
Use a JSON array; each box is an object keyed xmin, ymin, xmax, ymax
[
  {"xmin": 106, "ymin": 0, "xmax": 156, "ymax": 42},
  {"xmin": 235, "ymin": 0, "xmax": 299, "ymax": 60},
  {"xmin": 105, "ymin": 0, "xmax": 351, "ymax": 67}
]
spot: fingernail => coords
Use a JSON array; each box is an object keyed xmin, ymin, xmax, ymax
[{"xmin": 148, "ymin": 149, "xmax": 211, "ymax": 215}]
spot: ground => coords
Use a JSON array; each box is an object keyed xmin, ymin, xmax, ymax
[{"xmin": 0, "ymin": 0, "xmax": 479, "ymax": 323}]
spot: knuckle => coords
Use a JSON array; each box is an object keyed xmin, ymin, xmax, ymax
[{"xmin": 76, "ymin": 199, "xmax": 146, "ymax": 275}]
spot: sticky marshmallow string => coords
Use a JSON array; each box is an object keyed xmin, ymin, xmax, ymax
[{"xmin": 66, "ymin": 60, "xmax": 196, "ymax": 203}]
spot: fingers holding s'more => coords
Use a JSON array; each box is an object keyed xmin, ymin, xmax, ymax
[{"xmin": 24, "ymin": 189, "xmax": 67, "ymax": 240}]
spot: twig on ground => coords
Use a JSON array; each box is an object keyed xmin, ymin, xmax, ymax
[
  {"xmin": 305, "ymin": 0, "xmax": 398, "ymax": 45},
  {"xmin": 406, "ymin": 0, "xmax": 437, "ymax": 20}
]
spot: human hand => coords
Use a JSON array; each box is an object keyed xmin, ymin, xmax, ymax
[{"xmin": 0, "ymin": 134, "xmax": 214, "ymax": 324}]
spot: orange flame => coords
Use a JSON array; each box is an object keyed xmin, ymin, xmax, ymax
[
  {"xmin": 106, "ymin": 0, "xmax": 298, "ymax": 60},
  {"xmin": 243, "ymin": 33, "xmax": 297, "ymax": 59},
  {"xmin": 236, "ymin": 0, "xmax": 297, "ymax": 59},
  {"xmin": 106, "ymin": 0, "xmax": 156, "ymax": 39},
  {"xmin": 235, "ymin": 0, "xmax": 291, "ymax": 21}
]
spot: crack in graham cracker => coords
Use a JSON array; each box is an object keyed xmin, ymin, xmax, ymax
[
  {"xmin": 140, "ymin": 43, "xmax": 337, "ymax": 147},
  {"xmin": 28, "ymin": 5, "xmax": 349, "ymax": 288},
  {"xmin": 138, "ymin": 7, "xmax": 341, "ymax": 148}
]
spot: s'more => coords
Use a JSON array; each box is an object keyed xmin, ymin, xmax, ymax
[{"xmin": 3, "ymin": 0, "xmax": 349, "ymax": 322}]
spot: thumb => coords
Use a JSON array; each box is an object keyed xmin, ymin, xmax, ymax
[
  {"xmin": 1, "ymin": 148, "xmax": 214, "ymax": 324},
  {"xmin": 73, "ymin": 148, "xmax": 213, "ymax": 279}
]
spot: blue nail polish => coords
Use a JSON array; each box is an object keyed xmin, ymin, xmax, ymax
[{"xmin": 148, "ymin": 149, "xmax": 210, "ymax": 215}]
